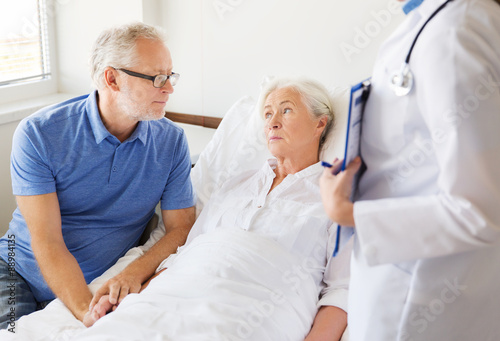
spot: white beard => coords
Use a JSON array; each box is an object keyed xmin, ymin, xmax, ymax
[{"xmin": 118, "ymin": 82, "xmax": 166, "ymax": 121}]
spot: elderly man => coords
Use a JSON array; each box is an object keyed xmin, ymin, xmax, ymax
[{"xmin": 0, "ymin": 22, "xmax": 195, "ymax": 329}]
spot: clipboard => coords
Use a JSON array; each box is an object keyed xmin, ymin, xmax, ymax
[{"xmin": 332, "ymin": 78, "xmax": 371, "ymax": 257}]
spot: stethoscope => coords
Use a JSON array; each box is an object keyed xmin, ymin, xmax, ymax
[{"xmin": 390, "ymin": 0, "xmax": 454, "ymax": 96}]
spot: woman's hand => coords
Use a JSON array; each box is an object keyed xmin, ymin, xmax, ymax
[
  {"xmin": 304, "ymin": 306, "xmax": 347, "ymax": 341},
  {"xmin": 83, "ymin": 295, "xmax": 116, "ymax": 327},
  {"xmin": 83, "ymin": 268, "xmax": 167, "ymax": 328},
  {"xmin": 140, "ymin": 268, "xmax": 166, "ymax": 292},
  {"xmin": 89, "ymin": 268, "xmax": 143, "ymax": 313},
  {"xmin": 320, "ymin": 157, "xmax": 362, "ymax": 226}
]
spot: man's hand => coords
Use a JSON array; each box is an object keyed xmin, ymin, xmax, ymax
[
  {"xmin": 89, "ymin": 267, "xmax": 143, "ymax": 312},
  {"xmin": 320, "ymin": 157, "xmax": 362, "ymax": 226},
  {"xmin": 89, "ymin": 207, "xmax": 195, "ymax": 312},
  {"xmin": 83, "ymin": 295, "xmax": 116, "ymax": 327}
]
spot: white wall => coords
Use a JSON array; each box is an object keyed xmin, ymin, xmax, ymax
[
  {"xmin": 55, "ymin": 0, "xmax": 145, "ymax": 94},
  {"xmin": 52, "ymin": 0, "xmax": 406, "ymax": 115},
  {"xmin": 0, "ymin": 122, "xmax": 18, "ymax": 233},
  {"xmin": 162, "ymin": 0, "xmax": 405, "ymax": 117}
]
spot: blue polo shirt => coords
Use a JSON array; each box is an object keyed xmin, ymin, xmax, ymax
[{"xmin": 0, "ymin": 91, "xmax": 195, "ymax": 302}]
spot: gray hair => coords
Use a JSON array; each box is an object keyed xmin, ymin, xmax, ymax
[
  {"xmin": 89, "ymin": 22, "xmax": 168, "ymax": 89},
  {"xmin": 258, "ymin": 77, "xmax": 336, "ymax": 152}
]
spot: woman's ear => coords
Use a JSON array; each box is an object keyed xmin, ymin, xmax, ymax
[
  {"xmin": 103, "ymin": 67, "xmax": 120, "ymax": 91},
  {"xmin": 316, "ymin": 116, "xmax": 328, "ymax": 135}
]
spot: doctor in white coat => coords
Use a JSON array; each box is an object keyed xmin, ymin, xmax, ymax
[{"xmin": 320, "ymin": 0, "xmax": 500, "ymax": 340}]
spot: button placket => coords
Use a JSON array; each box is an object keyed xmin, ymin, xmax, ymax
[
  {"xmin": 109, "ymin": 145, "xmax": 121, "ymax": 184},
  {"xmin": 246, "ymin": 177, "xmax": 271, "ymax": 229}
]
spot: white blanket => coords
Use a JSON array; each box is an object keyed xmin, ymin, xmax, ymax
[{"xmin": 2, "ymin": 229, "xmax": 321, "ymax": 340}]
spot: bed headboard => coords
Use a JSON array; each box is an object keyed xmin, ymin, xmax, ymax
[{"xmin": 165, "ymin": 111, "xmax": 222, "ymax": 129}]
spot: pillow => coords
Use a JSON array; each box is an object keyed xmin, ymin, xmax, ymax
[
  {"xmin": 190, "ymin": 96, "xmax": 270, "ymax": 214},
  {"xmin": 321, "ymin": 86, "xmax": 350, "ymax": 163},
  {"xmin": 191, "ymin": 82, "xmax": 350, "ymax": 214}
]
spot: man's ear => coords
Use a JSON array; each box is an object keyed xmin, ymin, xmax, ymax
[{"xmin": 103, "ymin": 67, "xmax": 120, "ymax": 91}]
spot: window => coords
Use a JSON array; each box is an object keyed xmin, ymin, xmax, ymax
[{"xmin": 0, "ymin": 0, "xmax": 56, "ymax": 104}]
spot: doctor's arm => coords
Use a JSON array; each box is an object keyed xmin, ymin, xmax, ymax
[{"xmin": 18, "ymin": 193, "xmax": 94, "ymax": 322}]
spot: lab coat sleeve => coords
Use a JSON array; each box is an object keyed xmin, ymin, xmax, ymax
[
  {"xmin": 354, "ymin": 6, "xmax": 500, "ymax": 265},
  {"xmin": 317, "ymin": 224, "xmax": 351, "ymax": 312}
]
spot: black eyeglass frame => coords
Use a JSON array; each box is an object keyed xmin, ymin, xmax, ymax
[{"xmin": 115, "ymin": 68, "xmax": 180, "ymax": 88}]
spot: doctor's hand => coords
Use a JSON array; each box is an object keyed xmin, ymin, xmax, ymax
[
  {"xmin": 320, "ymin": 157, "xmax": 362, "ymax": 227},
  {"xmin": 89, "ymin": 268, "xmax": 143, "ymax": 316}
]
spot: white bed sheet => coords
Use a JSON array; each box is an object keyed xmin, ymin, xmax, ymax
[{"xmin": 64, "ymin": 229, "xmax": 320, "ymax": 341}]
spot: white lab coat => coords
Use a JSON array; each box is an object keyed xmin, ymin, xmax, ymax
[{"xmin": 350, "ymin": 0, "xmax": 500, "ymax": 340}]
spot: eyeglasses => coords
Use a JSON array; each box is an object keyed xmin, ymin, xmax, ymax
[{"xmin": 115, "ymin": 68, "xmax": 180, "ymax": 87}]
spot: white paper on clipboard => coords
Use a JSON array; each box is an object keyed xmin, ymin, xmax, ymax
[
  {"xmin": 332, "ymin": 78, "xmax": 371, "ymax": 257},
  {"xmin": 342, "ymin": 79, "xmax": 371, "ymax": 171}
]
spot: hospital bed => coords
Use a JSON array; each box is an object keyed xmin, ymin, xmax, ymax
[{"xmin": 0, "ymin": 85, "xmax": 350, "ymax": 340}]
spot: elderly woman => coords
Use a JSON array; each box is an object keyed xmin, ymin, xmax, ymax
[{"xmin": 78, "ymin": 78, "xmax": 350, "ymax": 341}]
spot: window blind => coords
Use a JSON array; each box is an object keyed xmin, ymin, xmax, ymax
[{"xmin": 0, "ymin": 0, "xmax": 51, "ymax": 87}]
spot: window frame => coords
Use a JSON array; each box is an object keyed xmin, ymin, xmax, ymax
[{"xmin": 0, "ymin": 0, "xmax": 58, "ymax": 106}]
